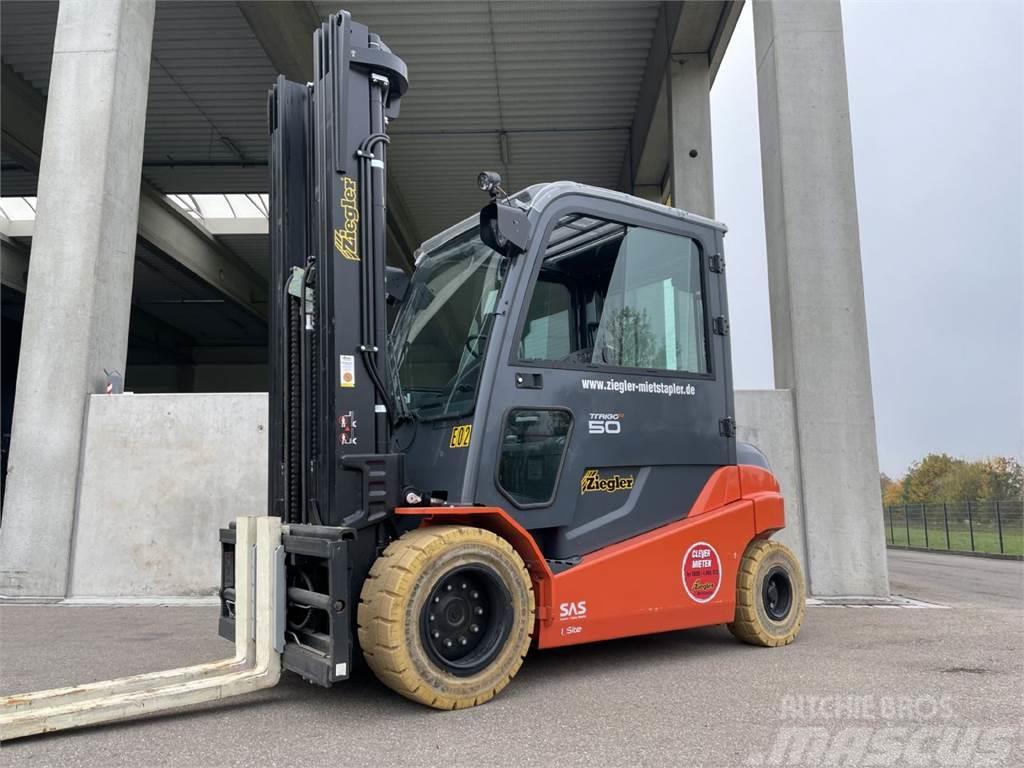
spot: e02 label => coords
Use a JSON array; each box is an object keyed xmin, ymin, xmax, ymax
[{"xmin": 450, "ymin": 424, "xmax": 472, "ymax": 448}]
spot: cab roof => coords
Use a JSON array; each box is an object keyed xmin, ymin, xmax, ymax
[{"xmin": 415, "ymin": 181, "xmax": 727, "ymax": 263}]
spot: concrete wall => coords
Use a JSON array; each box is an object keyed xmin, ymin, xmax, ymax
[
  {"xmin": 735, "ymin": 389, "xmax": 808, "ymax": 575},
  {"xmin": 67, "ymin": 393, "xmax": 267, "ymax": 598},
  {"xmin": 0, "ymin": 0, "xmax": 156, "ymax": 598},
  {"xmin": 50, "ymin": 390, "xmax": 808, "ymax": 599}
]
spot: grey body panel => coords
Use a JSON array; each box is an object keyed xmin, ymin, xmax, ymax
[
  {"xmin": 737, "ymin": 441, "xmax": 771, "ymax": 471},
  {"xmin": 401, "ymin": 184, "xmax": 737, "ymax": 560}
]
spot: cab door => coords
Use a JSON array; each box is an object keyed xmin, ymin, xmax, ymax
[{"xmin": 473, "ymin": 194, "xmax": 735, "ymax": 560}]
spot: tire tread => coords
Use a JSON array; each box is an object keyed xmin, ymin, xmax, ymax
[
  {"xmin": 727, "ymin": 539, "xmax": 806, "ymax": 647},
  {"xmin": 357, "ymin": 525, "xmax": 534, "ymax": 710}
]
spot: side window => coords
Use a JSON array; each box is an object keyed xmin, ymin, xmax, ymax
[
  {"xmin": 515, "ymin": 215, "xmax": 708, "ymax": 374},
  {"xmin": 497, "ymin": 409, "xmax": 572, "ymax": 507},
  {"xmin": 520, "ymin": 279, "xmax": 571, "ymax": 361}
]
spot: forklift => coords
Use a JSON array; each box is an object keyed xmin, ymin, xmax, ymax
[{"xmin": 1, "ymin": 10, "xmax": 804, "ymax": 737}]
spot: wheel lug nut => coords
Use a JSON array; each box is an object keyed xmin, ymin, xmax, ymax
[
  {"xmin": 432, "ymin": 631, "xmax": 440, "ymax": 639},
  {"xmin": 434, "ymin": 596, "xmax": 440, "ymax": 603},
  {"xmin": 446, "ymin": 584, "xmax": 453, "ymax": 592},
  {"xmin": 474, "ymin": 606, "xmax": 484, "ymax": 615},
  {"xmin": 429, "ymin": 614, "xmax": 435, "ymax": 622},
  {"xmin": 470, "ymin": 591, "xmax": 479, "ymax": 599},
  {"xmin": 470, "ymin": 624, "xmax": 479, "ymax": 633},
  {"xmin": 459, "ymin": 637, "xmax": 467, "ymax": 646},
  {"xmin": 460, "ymin": 582, "xmax": 468, "ymax": 590},
  {"xmin": 443, "ymin": 638, "xmax": 453, "ymax": 648}
]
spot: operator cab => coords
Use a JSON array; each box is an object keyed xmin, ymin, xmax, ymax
[{"xmin": 390, "ymin": 180, "xmax": 736, "ymax": 562}]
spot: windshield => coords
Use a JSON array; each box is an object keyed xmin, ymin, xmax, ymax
[{"xmin": 389, "ymin": 229, "xmax": 508, "ymax": 421}]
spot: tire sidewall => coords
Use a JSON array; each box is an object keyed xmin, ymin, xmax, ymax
[
  {"xmin": 752, "ymin": 545, "xmax": 805, "ymax": 641},
  {"xmin": 403, "ymin": 539, "xmax": 533, "ymax": 697}
]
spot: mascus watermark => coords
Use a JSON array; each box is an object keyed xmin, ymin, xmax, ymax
[{"xmin": 744, "ymin": 695, "xmax": 1018, "ymax": 767}]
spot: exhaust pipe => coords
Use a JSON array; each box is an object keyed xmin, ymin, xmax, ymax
[{"xmin": 0, "ymin": 516, "xmax": 284, "ymax": 741}]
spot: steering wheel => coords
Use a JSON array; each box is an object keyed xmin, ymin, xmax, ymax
[{"xmin": 465, "ymin": 334, "xmax": 487, "ymax": 359}]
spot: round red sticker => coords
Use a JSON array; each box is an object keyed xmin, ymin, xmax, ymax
[{"xmin": 682, "ymin": 541, "xmax": 722, "ymax": 603}]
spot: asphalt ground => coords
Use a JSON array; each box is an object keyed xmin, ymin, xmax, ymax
[{"xmin": 1, "ymin": 549, "xmax": 1021, "ymax": 767}]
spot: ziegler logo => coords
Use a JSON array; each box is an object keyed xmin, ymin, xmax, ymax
[
  {"xmin": 588, "ymin": 412, "xmax": 623, "ymax": 434},
  {"xmin": 559, "ymin": 601, "xmax": 587, "ymax": 620},
  {"xmin": 334, "ymin": 177, "xmax": 360, "ymax": 261},
  {"xmin": 580, "ymin": 469, "xmax": 635, "ymax": 495}
]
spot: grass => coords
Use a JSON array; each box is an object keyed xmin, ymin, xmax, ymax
[{"xmin": 885, "ymin": 523, "xmax": 1024, "ymax": 556}]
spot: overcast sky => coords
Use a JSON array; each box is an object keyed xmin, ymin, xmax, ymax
[{"xmin": 710, "ymin": 0, "xmax": 1023, "ymax": 476}]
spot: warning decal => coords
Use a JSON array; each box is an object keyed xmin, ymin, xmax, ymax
[
  {"xmin": 339, "ymin": 354, "xmax": 355, "ymax": 388},
  {"xmin": 682, "ymin": 541, "xmax": 722, "ymax": 604}
]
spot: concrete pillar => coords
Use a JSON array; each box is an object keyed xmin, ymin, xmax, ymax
[
  {"xmin": 632, "ymin": 184, "xmax": 664, "ymax": 204},
  {"xmin": 668, "ymin": 54, "xmax": 714, "ymax": 218},
  {"xmin": 0, "ymin": 0, "xmax": 155, "ymax": 598},
  {"xmin": 753, "ymin": 0, "xmax": 888, "ymax": 596}
]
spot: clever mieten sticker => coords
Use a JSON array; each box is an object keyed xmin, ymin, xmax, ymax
[
  {"xmin": 339, "ymin": 354, "xmax": 355, "ymax": 388},
  {"xmin": 682, "ymin": 541, "xmax": 722, "ymax": 603}
]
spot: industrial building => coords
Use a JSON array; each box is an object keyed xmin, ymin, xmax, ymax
[{"xmin": 0, "ymin": 1, "xmax": 887, "ymax": 600}]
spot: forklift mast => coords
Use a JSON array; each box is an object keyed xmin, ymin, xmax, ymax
[
  {"xmin": 268, "ymin": 12, "xmax": 407, "ymax": 532},
  {"xmin": 219, "ymin": 12, "xmax": 409, "ymax": 687}
]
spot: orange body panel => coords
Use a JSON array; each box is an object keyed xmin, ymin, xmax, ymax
[
  {"xmin": 739, "ymin": 464, "xmax": 786, "ymax": 537},
  {"xmin": 396, "ymin": 465, "xmax": 784, "ymax": 650}
]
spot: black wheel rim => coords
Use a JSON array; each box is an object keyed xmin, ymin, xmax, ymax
[
  {"xmin": 762, "ymin": 566, "xmax": 793, "ymax": 622},
  {"xmin": 420, "ymin": 564, "xmax": 513, "ymax": 677}
]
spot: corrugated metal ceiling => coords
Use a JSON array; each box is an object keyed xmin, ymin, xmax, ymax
[
  {"xmin": 146, "ymin": 2, "xmax": 276, "ymax": 169},
  {"xmin": 331, "ymin": 1, "xmax": 661, "ymax": 242},
  {"xmin": 0, "ymin": 1, "xmax": 741, "ymax": 368},
  {"xmin": 0, "ymin": 1, "xmax": 58, "ymax": 94},
  {"xmin": 0, "ymin": 1, "xmax": 274, "ymax": 195},
  {"xmin": 2, "ymin": 1, "xmax": 661, "ymax": 244}
]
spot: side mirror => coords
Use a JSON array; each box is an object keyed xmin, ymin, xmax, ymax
[
  {"xmin": 479, "ymin": 200, "xmax": 530, "ymax": 257},
  {"xmin": 385, "ymin": 266, "xmax": 410, "ymax": 306}
]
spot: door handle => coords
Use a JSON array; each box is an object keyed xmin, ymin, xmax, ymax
[{"xmin": 515, "ymin": 372, "xmax": 543, "ymax": 389}]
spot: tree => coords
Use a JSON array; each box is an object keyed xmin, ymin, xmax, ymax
[
  {"xmin": 985, "ymin": 457, "xmax": 1023, "ymax": 501},
  {"xmin": 886, "ymin": 454, "xmax": 1023, "ymax": 504},
  {"xmin": 901, "ymin": 454, "xmax": 961, "ymax": 503},
  {"xmin": 935, "ymin": 460, "xmax": 990, "ymax": 503},
  {"xmin": 880, "ymin": 473, "xmax": 900, "ymax": 506},
  {"xmin": 882, "ymin": 479, "xmax": 905, "ymax": 507}
]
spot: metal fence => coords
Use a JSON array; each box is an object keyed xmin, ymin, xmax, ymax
[{"xmin": 884, "ymin": 501, "xmax": 1024, "ymax": 556}]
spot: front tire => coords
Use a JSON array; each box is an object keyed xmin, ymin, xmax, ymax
[
  {"xmin": 728, "ymin": 539, "xmax": 806, "ymax": 647},
  {"xmin": 357, "ymin": 525, "xmax": 534, "ymax": 709}
]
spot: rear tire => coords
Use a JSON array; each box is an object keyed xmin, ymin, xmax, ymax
[
  {"xmin": 728, "ymin": 539, "xmax": 805, "ymax": 647},
  {"xmin": 357, "ymin": 525, "xmax": 534, "ymax": 709}
]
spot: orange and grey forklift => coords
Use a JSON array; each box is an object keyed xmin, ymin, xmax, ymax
[{"xmin": 1, "ymin": 10, "xmax": 804, "ymax": 739}]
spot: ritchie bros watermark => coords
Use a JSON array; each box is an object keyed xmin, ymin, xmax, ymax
[{"xmin": 743, "ymin": 694, "xmax": 1018, "ymax": 767}]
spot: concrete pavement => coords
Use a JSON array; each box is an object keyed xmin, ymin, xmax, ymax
[
  {"xmin": 1, "ymin": 551, "xmax": 1021, "ymax": 767},
  {"xmin": 887, "ymin": 547, "xmax": 1024, "ymax": 609}
]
